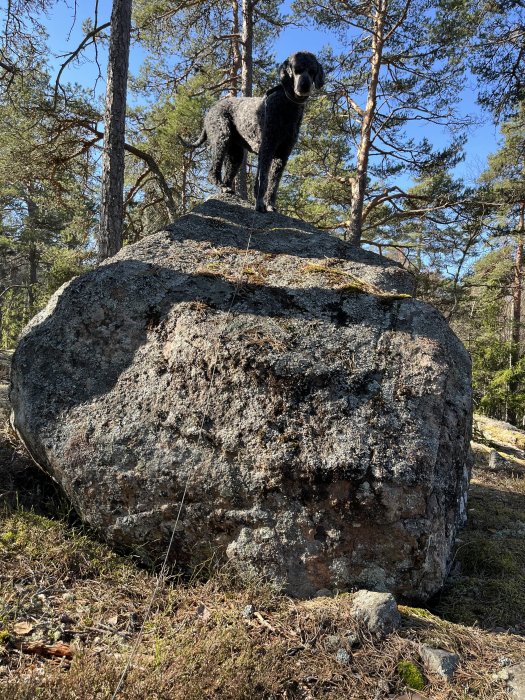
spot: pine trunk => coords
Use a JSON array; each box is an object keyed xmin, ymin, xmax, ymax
[
  {"xmin": 28, "ymin": 245, "xmax": 37, "ymax": 309},
  {"xmin": 230, "ymin": 0, "xmax": 241, "ymax": 96},
  {"xmin": 99, "ymin": 0, "xmax": 132, "ymax": 260},
  {"xmin": 26, "ymin": 197, "xmax": 38, "ymax": 309},
  {"xmin": 508, "ymin": 202, "xmax": 525, "ymax": 426},
  {"xmin": 348, "ymin": 3, "xmax": 385, "ymax": 247},
  {"xmin": 236, "ymin": 0, "xmax": 253, "ymax": 200}
]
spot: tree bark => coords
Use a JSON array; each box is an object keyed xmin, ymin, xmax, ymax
[
  {"xmin": 230, "ymin": 0, "xmax": 241, "ymax": 97},
  {"xmin": 25, "ymin": 197, "xmax": 39, "ymax": 309},
  {"xmin": 241, "ymin": 0, "xmax": 253, "ymax": 97},
  {"xmin": 508, "ymin": 201, "xmax": 525, "ymax": 425},
  {"xmin": 98, "ymin": 0, "xmax": 132, "ymax": 261},
  {"xmin": 181, "ymin": 158, "xmax": 189, "ymax": 215},
  {"xmin": 348, "ymin": 1, "xmax": 385, "ymax": 247},
  {"xmin": 236, "ymin": 0, "xmax": 254, "ymax": 200}
]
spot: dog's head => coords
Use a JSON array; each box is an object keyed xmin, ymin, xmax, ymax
[{"xmin": 279, "ymin": 52, "xmax": 325, "ymax": 99}]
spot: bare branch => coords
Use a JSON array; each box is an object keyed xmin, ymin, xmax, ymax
[
  {"xmin": 53, "ymin": 21, "xmax": 111, "ymax": 108},
  {"xmin": 384, "ymin": 0, "xmax": 412, "ymax": 42}
]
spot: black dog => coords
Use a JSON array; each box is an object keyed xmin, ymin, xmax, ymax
[{"xmin": 181, "ymin": 52, "xmax": 324, "ymax": 212}]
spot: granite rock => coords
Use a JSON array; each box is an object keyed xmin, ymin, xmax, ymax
[{"xmin": 10, "ymin": 194, "xmax": 472, "ymax": 600}]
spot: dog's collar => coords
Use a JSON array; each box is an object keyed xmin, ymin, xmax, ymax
[{"xmin": 266, "ymin": 84, "xmax": 310, "ymax": 105}]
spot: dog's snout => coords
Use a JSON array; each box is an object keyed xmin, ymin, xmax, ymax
[{"xmin": 296, "ymin": 74, "xmax": 312, "ymax": 95}]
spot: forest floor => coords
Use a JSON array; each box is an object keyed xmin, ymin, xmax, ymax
[{"xmin": 1, "ymin": 352, "xmax": 524, "ymax": 699}]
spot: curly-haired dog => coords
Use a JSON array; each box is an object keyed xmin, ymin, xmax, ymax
[{"xmin": 181, "ymin": 52, "xmax": 324, "ymax": 212}]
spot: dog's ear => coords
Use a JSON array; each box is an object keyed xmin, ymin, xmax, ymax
[
  {"xmin": 314, "ymin": 61, "xmax": 325, "ymax": 90},
  {"xmin": 279, "ymin": 58, "xmax": 293, "ymax": 83}
]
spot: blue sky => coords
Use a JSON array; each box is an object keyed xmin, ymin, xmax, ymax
[{"xmin": 37, "ymin": 0, "xmax": 500, "ymax": 186}]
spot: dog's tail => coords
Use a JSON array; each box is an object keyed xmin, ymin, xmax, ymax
[{"xmin": 178, "ymin": 129, "xmax": 207, "ymax": 149}]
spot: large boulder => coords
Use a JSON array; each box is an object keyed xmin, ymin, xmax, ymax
[{"xmin": 10, "ymin": 195, "xmax": 472, "ymax": 600}]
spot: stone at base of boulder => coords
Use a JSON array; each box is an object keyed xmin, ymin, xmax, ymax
[{"xmin": 349, "ymin": 589, "xmax": 401, "ymax": 637}]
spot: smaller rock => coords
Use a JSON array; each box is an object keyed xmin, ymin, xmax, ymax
[
  {"xmin": 350, "ymin": 589, "xmax": 400, "ymax": 637},
  {"xmin": 324, "ymin": 634, "xmax": 342, "ymax": 651},
  {"xmin": 344, "ymin": 631, "xmax": 361, "ymax": 648},
  {"xmin": 420, "ymin": 645, "xmax": 459, "ymax": 681},
  {"xmin": 314, "ymin": 588, "xmax": 332, "ymax": 598},
  {"xmin": 242, "ymin": 604, "xmax": 255, "ymax": 619},
  {"xmin": 492, "ymin": 669, "xmax": 510, "ymax": 682},
  {"xmin": 488, "ymin": 450, "xmax": 511, "ymax": 472},
  {"xmin": 507, "ymin": 662, "xmax": 525, "ymax": 699},
  {"xmin": 13, "ymin": 621, "xmax": 34, "ymax": 636},
  {"xmin": 335, "ymin": 648, "xmax": 351, "ymax": 665}
]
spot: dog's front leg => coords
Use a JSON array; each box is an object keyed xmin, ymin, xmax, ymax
[
  {"xmin": 266, "ymin": 151, "xmax": 290, "ymax": 212},
  {"xmin": 254, "ymin": 142, "xmax": 274, "ymax": 212}
]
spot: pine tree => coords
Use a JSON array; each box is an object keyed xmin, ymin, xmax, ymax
[
  {"xmin": 99, "ymin": 0, "xmax": 133, "ymax": 260},
  {"xmin": 469, "ymin": 0, "xmax": 525, "ymax": 119},
  {"xmin": 292, "ymin": 0, "xmax": 470, "ymax": 245},
  {"xmin": 0, "ymin": 71, "xmax": 97, "ymax": 346}
]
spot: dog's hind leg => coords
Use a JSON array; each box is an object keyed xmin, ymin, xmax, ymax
[
  {"xmin": 208, "ymin": 137, "xmax": 228, "ymax": 190},
  {"xmin": 206, "ymin": 110, "xmax": 233, "ymax": 190},
  {"xmin": 222, "ymin": 143, "xmax": 245, "ymax": 194}
]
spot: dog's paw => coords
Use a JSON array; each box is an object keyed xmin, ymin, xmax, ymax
[{"xmin": 221, "ymin": 186, "xmax": 234, "ymax": 194}]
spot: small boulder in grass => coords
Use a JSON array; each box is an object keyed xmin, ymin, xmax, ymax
[
  {"xmin": 488, "ymin": 449, "xmax": 510, "ymax": 472},
  {"xmin": 350, "ymin": 589, "xmax": 401, "ymax": 637}
]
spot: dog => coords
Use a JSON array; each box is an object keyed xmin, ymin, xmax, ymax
[{"xmin": 180, "ymin": 52, "xmax": 324, "ymax": 212}]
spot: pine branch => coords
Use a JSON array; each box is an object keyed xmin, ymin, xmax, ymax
[{"xmin": 53, "ymin": 21, "xmax": 111, "ymax": 109}]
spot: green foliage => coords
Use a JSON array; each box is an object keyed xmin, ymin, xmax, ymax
[
  {"xmin": 0, "ymin": 289, "xmax": 31, "ymax": 349},
  {"xmin": 479, "ymin": 102, "xmax": 525, "ymax": 233},
  {"xmin": 458, "ymin": 246, "xmax": 515, "ymax": 419},
  {"xmin": 279, "ymin": 94, "xmax": 353, "ymax": 229},
  {"xmin": 124, "ymin": 72, "xmax": 218, "ymax": 240},
  {"xmin": 469, "ymin": 0, "xmax": 525, "ymax": 117},
  {"xmin": 0, "ymin": 68, "xmax": 97, "ymax": 347},
  {"xmin": 458, "ymin": 107, "xmax": 525, "ymax": 423}
]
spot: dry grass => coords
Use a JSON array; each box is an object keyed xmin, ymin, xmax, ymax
[
  {"xmin": 473, "ymin": 414, "xmax": 525, "ymax": 454},
  {"xmin": 299, "ymin": 261, "xmax": 412, "ymax": 300},
  {"xmin": 1, "ymin": 403, "xmax": 525, "ymax": 698},
  {"xmin": 431, "ymin": 435, "xmax": 525, "ymax": 634}
]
